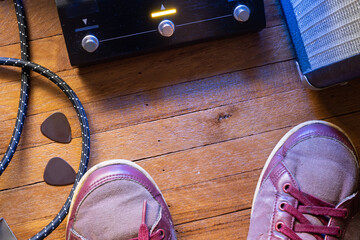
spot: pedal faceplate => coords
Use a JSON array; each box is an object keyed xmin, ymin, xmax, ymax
[{"xmin": 55, "ymin": 0, "xmax": 266, "ymax": 66}]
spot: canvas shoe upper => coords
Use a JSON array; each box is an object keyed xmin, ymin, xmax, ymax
[
  {"xmin": 66, "ymin": 160, "xmax": 177, "ymax": 240},
  {"xmin": 247, "ymin": 120, "xmax": 360, "ymax": 240}
]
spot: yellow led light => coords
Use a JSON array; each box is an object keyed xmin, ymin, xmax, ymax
[{"xmin": 151, "ymin": 9, "xmax": 177, "ymax": 18}]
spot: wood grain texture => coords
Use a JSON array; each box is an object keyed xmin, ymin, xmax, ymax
[
  {"xmin": 0, "ymin": 60, "xmax": 301, "ymax": 155},
  {"xmin": 0, "ymin": 0, "xmax": 359, "ymax": 239},
  {"xmin": 176, "ymin": 210, "xmax": 251, "ymax": 239}
]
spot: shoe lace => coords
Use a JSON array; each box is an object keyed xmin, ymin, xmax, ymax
[
  {"xmin": 276, "ymin": 183, "xmax": 348, "ymax": 240},
  {"xmin": 129, "ymin": 200, "xmax": 165, "ymax": 240}
]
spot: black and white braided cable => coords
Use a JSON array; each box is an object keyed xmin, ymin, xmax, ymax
[
  {"xmin": 0, "ymin": 1, "xmax": 90, "ymax": 239},
  {"xmin": 0, "ymin": 0, "xmax": 30, "ymax": 175},
  {"xmin": 0, "ymin": 57, "xmax": 91, "ymax": 240}
]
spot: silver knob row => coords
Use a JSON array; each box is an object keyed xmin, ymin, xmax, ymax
[
  {"xmin": 157, "ymin": 4, "xmax": 251, "ymax": 38},
  {"xmin": 81, "ymin": 5, "xmax": 251, "ymax": 52}
]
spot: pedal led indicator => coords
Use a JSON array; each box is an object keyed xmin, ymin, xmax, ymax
[{"xmin": 151, "ymin": 9, "xmax": 177, "ymax": 18}]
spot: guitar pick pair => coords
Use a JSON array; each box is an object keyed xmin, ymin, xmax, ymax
[{"xmin": 41, "ymin": 112, "xmax": 76, "ymax": 186}]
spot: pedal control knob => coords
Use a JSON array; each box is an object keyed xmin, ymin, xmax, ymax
[
  {"xmin": 158, "ymin": 20, "xmax": 175, "ymax": 37},
  {"xmin": 81, "ymin": 35, "xmax": 99, "ymax": 53},
  {"xmin": 233, "ymin": 5, "xmax": 251, "ymax": 22}
]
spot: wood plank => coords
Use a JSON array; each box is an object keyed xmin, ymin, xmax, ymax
[
  {"xmin": 1, "ymin": 79, "xmax": 360, "ymax": 190},
  {"xmin": 1, "ymin": 59, "xmax": 301, "ymax": 123},
  {"xmin": 23, "ymin": 0, "xmax": 62, "ymax": 40},
  {"xmin": 0, "ymin": 121, "xmax": 282, "ymax": 191},
  {"xmin": 11, "ymin": 216, "xmax": 67, "ymax": 240},
  {"xmin": 4, "ymin": 107, "xmax": 360, "ymax": 236},
  {"xmin": 20, "ymin": 80, "xmax": 360, "ymax": 163},
  {"xmin": 0, "ymin": 0, "xmax": 283, "ymax": 47},
  {"xmin": 3, "ymin": 59, "xmax": 360, "ymax": 161},
  {"xmin": 2, "ymin": 112, "xmax": 360, "ymax": 237},
  {"xmin": 0, "ymin": 0, "xmax": 61, "ymax": 46},
  {"xmin": 1, "ymin": 110, "xmax": 360, "ymax": 207},
  {"xmin": 176, "ymin": 209, "xmax": 250, "ymax": 240},
  {"xmin": 163, "ymin": 171, "xmax": 259, "ymax": 224},
  {"xmin": 0, "ymin": 24, "xmax": 293, "ymax": 151},
  {"xmin": 139, "ymin": 129, "xmax": 282, "ymax": 191},
  {"xmin": 0, "ymin": 60, "xmax": 301, "ymax": 154},
  {"xmin": 0, "ymin": 35, "xmax": 71, "ymax": 73},
  {"xmin": 0, "ymin": 183, "xmax": 71, "ymax": 229},
  {"xmin": 0, "ymin": 1, "xmax": 19, "ymax": 47}
]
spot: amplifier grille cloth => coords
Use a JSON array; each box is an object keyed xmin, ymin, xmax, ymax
[{"xmin": 290, "ymin": 0, "xmax": 360, "ymax": 70}]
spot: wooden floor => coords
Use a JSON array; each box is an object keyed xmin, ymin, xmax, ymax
[{"xmin": 0, "ymin": 0, "xmax": 360, "ymax": 239}]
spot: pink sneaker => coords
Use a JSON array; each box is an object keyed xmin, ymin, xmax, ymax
[
  {"xmin": 66, "ymin": 160, "xmax": 177, "ymax": 240},
  {"xmin": 247, "ymin": 120, "xmax": 360, "ymax": 240}
]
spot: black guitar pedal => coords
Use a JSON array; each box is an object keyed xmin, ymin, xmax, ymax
[{"xmin": 55, "ymin": 0, "xmax": 266, "ymax": 66}]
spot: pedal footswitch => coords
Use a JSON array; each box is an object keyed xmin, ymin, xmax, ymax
[
  {"xmin": 81, "ymin": 35, "xmax": 99, "ymax": 53},
  {"xmin": 158, "ymin": 20, "xmax": 175, "ymax": 37}
]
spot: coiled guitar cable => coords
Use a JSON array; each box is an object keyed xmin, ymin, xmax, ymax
[
  {"xmin": 0, "ymin": 1, "xmax": 91, "ymax": 239},
  {"xmin": 0, "ymin": 0, "xmax": 30, "ymax": 175}
]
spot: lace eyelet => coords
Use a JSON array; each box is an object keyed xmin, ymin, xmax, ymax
[
  {"xmin": 279, "ymin": 202, "xmax": 287, "ymax": 211},
  {"xmin": 275, "ymin": 222, "xmax": 284, "ymax": 232},
  {"xmin": 158, "ymin": 229, "xmax": 165, "ymax": 239},
  {"xmin": 282, "ymin": 183, "xmax": 290, "ymax": 193}
]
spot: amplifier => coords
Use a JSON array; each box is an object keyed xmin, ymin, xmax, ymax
[
  {"xmin": 55, "ymin": 0, "xmax": 266, "ymax": 66},
  {"xmin": 280, "ymin": 0, "xmax": 360, "ymax": 89}
]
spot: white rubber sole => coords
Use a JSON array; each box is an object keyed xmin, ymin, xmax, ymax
[
  {"xmin": 66, "ymin": 159, "xmax": 164, "ymax": 232},
  {"xmin": 250, "ymin": 120, "xmax": 358, "ymax": 215}
]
